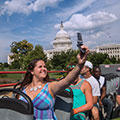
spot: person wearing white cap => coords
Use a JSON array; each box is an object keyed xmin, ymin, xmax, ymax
[
  {"xmin": 80, "ymin": 60, "xmax": 100, "ymax": 120},
  {"xmin": 84, "ymin": 61, "xmax": 93, "ymax": 69}
]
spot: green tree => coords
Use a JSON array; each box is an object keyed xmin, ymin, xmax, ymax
[
  {"xmin": 50, "ymin": 49, "xmax": 78, "ymax": 70},
  {"xmin": 23, "ymin": 45, "xmax": 47, "ymax": 69},
  {"xmin": 0, "ymin": 62, "xmax": 4, "ymax": 70},
  {"xmin": 87, "ymin": 53, "xmax": 109, "ymax": 66},
  {"xmin": 109, "ymin": 56, "xmax": 117, "ymax": 64},
  {"xmin": 103, "ymin": 59, "xmax": 112, "ymax": 64},
  {"xmin": 10, "ymin": 40, "xmax": 33, "ymax": 69},
  {"xmin": 116, "ymin": 58, "xmax": 120, "ymax": 64},
  {"xmin": 3, "ymin": 62, "xmax": 9, "ymax": 68}
]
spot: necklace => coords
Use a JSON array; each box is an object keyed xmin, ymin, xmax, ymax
[{"xmin": 30, "ymin": 85, "xmax": 42, "ymax": 91}]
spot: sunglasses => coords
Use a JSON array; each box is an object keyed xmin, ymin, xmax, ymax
[{"xmin": 67, "ymin": 65, "xmax": 75, "ymax": 69}]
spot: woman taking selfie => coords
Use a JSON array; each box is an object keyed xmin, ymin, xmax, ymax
[{"xmin": 19, "ymin": 45, "xmax": 89, "ymax": 120}]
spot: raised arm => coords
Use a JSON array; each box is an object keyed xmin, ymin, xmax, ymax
[{"xmin": 50, "ymin": 45, "xmax": 89, "ymax": 95}]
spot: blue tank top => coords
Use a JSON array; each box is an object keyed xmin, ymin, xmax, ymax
[
  {"xmin": 20, "ymin": 83, "xmax": 57, "ymax": 120},
  {"xmin": 66, "ymin": 79, "xmax": 86, "ymax": 120}
]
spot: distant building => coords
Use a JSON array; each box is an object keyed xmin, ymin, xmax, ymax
[
  {"xmin": 44, "ymin": 22, "xmax": 72, "ymax": 59},
  {"xmin": 96, "ymin": 44, "xmax": 120, "ymax": 60}
]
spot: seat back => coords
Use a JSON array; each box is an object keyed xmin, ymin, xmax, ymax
[
  {"xmin": 0, "ymin": 88, "xmax": 33, "ymax": 120},
  {"xmin": 112, "ymin": 105, "xmax": 120, "ymax": 118},
  {"xmin": 54, "ymin": 87, "xmax": 73, "ymax": 120}
]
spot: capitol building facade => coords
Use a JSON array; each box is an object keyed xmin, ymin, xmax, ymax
[{"xmin": 44, "ymin": 22, "xmax": 72, "ymax": 59}]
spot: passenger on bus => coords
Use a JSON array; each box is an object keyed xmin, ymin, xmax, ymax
[
  {"xmin": 93, "ymin": 66, "xmax": 114, "ymax": 120},
  {"xmin": 81, "ymin": 61, "xmax": 100, "ymax": 120},
  {"xmin": 66, "ymin": 63, "xmax": 93, "ymax": 120},
  {"xmin": 19, "ymin": 45, "xmax": 89, "ymax": 120}
]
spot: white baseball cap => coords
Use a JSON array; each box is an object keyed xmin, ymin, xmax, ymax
[{"xmin": 84, "ymin": 61, "xmax": 93, "ymax": 69}]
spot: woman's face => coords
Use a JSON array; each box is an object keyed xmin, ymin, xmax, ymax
[{"xmin": 31, "ymin": 60, "xmax": 48, "ymax": 80}]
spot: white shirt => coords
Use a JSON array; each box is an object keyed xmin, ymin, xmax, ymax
[
  {"xmin": 86, "ymin": 76, "xmax": 100, "ymax": 96},
  {"xmin": 99, "ymin": 76, "xmax": 105, "ymax": 89}
]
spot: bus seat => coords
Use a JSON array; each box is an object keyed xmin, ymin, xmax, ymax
[
  {"xmin": 54, "ymin": 87, "xmax": 73, "ymax": 120},
  {"xmin": 0, "ymin": 88, "xmax": 33, "ymax": 120}
]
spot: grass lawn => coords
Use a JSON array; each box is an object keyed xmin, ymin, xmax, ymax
[
  {"xmin": 0, "ymin": 74, "xmax": 24, "ymax": 84},
  {"xmin": 0, "ymin": 71, "xmax": 66, "ymax": 84},
  {"xmin": 112, "ymin": 118, "xmax": 120, "ymax": 120}
]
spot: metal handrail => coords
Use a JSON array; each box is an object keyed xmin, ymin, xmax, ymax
[{"xmin": 0, "ymin": 70, "xmax": 67, "ymax": 74}]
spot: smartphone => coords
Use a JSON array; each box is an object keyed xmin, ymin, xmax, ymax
[{"xmin": 77, "ymin": 33, "xmax": 86, "ymax": 54}]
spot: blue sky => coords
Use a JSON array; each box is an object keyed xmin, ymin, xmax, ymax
[{"xmin": 0, "ymin": 0, "xmax": 120, "ymax": 62}]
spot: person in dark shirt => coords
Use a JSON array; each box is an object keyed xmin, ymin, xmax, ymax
[{"xmin": 93, "ymin": 66, "xmax": 114, "ymax": 120}]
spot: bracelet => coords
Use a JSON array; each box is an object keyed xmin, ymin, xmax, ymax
[{"xmin": 73, "ymin": 109, "xmax": 78, "ymax": 114}]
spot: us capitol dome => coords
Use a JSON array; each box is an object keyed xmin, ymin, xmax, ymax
[{"xmin": 44, "ymin": 22, "xmax": 72, "ymax": 59}]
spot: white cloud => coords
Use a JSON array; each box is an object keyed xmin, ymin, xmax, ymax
[
  {"xmin": 0, "ymin": 0, "xmax": 62, "ymax": 16},
  {"xmin": 0, "ymin": 0, "xmax": 32, "ymax": 15},
  {"xmin": 56, "ymin": 0, "xmax": 96, "ymax": 18},
  {"xmin": 55, "ymin": 11, "xmax": 117, "ymax": 31},
  {"xmin": 55, "ymin": 11, "xmax": 118, "ymax": 49},
  {"xmin": 32, "ymin": 0, "xmax": 62, "ymax": 12},
  {"xmin": 89, "ymin": 31, "xmax": 105, "ymax": 39}
]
